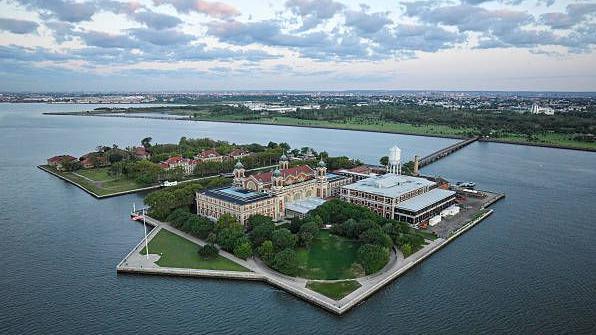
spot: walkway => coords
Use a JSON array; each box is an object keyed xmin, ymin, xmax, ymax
[{"xmin": 118, "ymin": 212, "xmax": 497, "ymax": 314}]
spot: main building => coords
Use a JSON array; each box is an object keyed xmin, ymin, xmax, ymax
[{"xmin": 196, "ymin": 154, "xmax": 351, "ymax": 225}]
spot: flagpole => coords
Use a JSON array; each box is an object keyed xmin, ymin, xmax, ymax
[{"xmin": 142, "ymin": 208, "xmax": 149, "ymax": 259}]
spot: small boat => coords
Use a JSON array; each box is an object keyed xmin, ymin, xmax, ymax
[{"xmin": 457, "ymin": 182, "xmax": 476, "ymax": 188}]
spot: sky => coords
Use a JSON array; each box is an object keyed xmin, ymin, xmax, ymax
[{"xmin": 0, "ymin": 0, "xmax": 595, "ymax": 92}]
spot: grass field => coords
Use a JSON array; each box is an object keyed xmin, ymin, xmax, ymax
[
  {"xmin": 306, "ymin": 280, "xmax": 362, "ymax": 300},
  {"xmin": 140, "ymin": 229, "xmax": 248, "ymax": 271},
  {"xmin": 42, "ymin": 166, "xmax": 150, "ymax": 196},
  {"xmin": 195, "ymin": 115, "xmax": 596, "ymax": 151},
  {"xmin": 296, "ymin": 230, "xmax": 363, "ymax": 280}
]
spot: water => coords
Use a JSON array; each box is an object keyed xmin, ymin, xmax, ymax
[{"xmin": 0, "ymin": 103, "xmax": 594, "ymax": 334}]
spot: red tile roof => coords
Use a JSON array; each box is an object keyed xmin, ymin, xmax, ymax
[
  {"xmin": 252, "ymin": 165, "xmax": 314, "ymax": 183},
  {"xmin": 165, "ymin": 156, "xmax": 184, "ymax": 164},
  {"xmin": 197, "ymin": 148, "xmax": 221, "ymax": 159},
  {"xmin": 48, "ymin": 155, "xmax": 76, "ymax": 163},
  {"xmin": 134, "ymin": 147, "xmax": 148, "ymax": 156},
  {"xmin": 229, "ymin": 148, "xmax": 248, "ymax": 157}
]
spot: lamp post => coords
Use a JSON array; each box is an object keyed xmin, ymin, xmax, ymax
[{"xmin": 142, "ymin": 208, "xmax": 149, "ymax": 259}]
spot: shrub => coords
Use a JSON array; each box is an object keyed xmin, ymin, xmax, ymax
[
  {"xmin": 198, "ymin": 244, "xmax": 218, "ymax": 259},
  {"xmin": 258, "ymin": 240, "xmax": 274, "ymax": 264},
  {"xmin": 271, "ymin": 228, "xmax": 297, "ymax": 252},
  {"xmin": 357, "ymin": 244, "xmax": 390, "ymax": 275},
  {"xmin": 233, "ymin": 242, "xmax": 253, "ymax": 260},
  {"xmin": 272, "ymin": 249, "xmax": 298, "ymax": 276}
]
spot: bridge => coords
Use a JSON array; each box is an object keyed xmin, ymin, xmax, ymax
[{"xmin": 418, "ymin": 137, "xmax": 479, "ymax": 168}]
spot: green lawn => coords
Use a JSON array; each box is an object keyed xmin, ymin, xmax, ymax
[
  {"xmin": 43, "ymin": 166, "xmax": 149, "ymax": 196},
  {"xmin": 296, "ymin": 230, "xmax": 363, "ymax": 280},
  {"xmin": 75, "ymin": 167, "xmax": 113, "ymax": 181},
  {"xmin": 140, "ymin": 229, "xmax": 248, "ymax": 271},
  {"xmin": 306, "ymin": 280, "xmax": 362, "ymax": 300},
  {"xmin": 490, "ymin": 133, "xmax": 596, "ymax": 151}
]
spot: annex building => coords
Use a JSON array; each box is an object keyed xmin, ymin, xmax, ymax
[
  {"xmin": 196, "ymin": 154, "xmax": 351, "ymax": 225},
  {"xmin": 340, "ymin": 146, "xmax": 456, "ymax": 225}
]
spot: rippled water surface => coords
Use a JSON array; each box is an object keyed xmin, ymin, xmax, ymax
[{"xmin": 0, "ymin": 103, "xmax": 594, "ymax": 334}]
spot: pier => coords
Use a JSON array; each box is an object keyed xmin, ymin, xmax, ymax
[{"xmin": 418, "ymin": 136, "xmax": 479, "ymax": 168}]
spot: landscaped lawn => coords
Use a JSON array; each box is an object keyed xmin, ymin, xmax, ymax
[
  {"xmin": 306, "ymin": 280, "xmax": 362, "ymax": 300},
  {"xmin": 296, "ymin": 230, "xmax": 363, "ymax": 280},
  {"xmin": 140, "ymin": 229, "xmax": 248, "ymax": 272},
  {"xmin": 75, "ymin": 167, "xmax": 113, "ymax": 181},
  {"xmin": 43, "ymin": 165, "xmax": 148, "ymax": 196}
]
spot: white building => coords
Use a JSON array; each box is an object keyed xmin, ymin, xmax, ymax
[
  {"xmin": 340, "ymin": 146, "xmax": 456, "ymax": 225},
  {"xmin": 530, "ymin": 104, "xmax": 555, "ymax": 115}
]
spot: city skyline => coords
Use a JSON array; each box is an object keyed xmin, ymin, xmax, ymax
[{"xmin": 0, "ymin": 0, "xmax": 595, "ymax": 92}]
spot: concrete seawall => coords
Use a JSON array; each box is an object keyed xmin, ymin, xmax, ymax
[{"xmin": 116, "ymin": 204, "xmax": 501, "ymax": 315}]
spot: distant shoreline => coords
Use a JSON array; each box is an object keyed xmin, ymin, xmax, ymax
[{"xmin": 43, "ymin": 112, "xmax": 596, "ymax": 153}]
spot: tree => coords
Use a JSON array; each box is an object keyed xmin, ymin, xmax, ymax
[
  {"xmin": 216, "ymin": 228, "xmax": 244, "ymax": 252},
  {"xmin": 141, "ymin": 137, "xmax": 152, "ymax": 149},
  {"xmin": 271, "ymin": 228, "xmax": 297, "ymax": 252},
  {"xmin": 279, "ymin": 142, "xmax": 291, "ymax": 152},
  {"xmin": 272, "ymin": 249, "xmax": 298, "ymax": 276},
  {"xmin": 246, "ymin": 214, "xmax": 273, "ymax": 231},
  {"xmin": 248, "ymin": 220, "xmax": 275, "ymax": 246},
  {"xmin": 233, "ymin": 242, "xmax": 253, "ymax": 260},
  {"xmin": 198, "ymin": 244, "xmax": 218, "ymax": 259},
  {"xmin": 357, "ymin": 244, "xmax": 390, "ymax": 275},
  {"xmin": 215, "ymin": 213, "xmax": 242, "ymax": 233},
  {"xmin": 379, "ymin": 156, "xmax": 389, "ymax": 166},
  {"xmin": 401, "ymin": 243, "xmax": 413, "ymax": 257},
  {"xmin": 258, "ymin": 240, "xmax": 274, "ymax": 264},
  {"xmin": 359, "ymin": 228, "xmax": 393, "ymax": 248}
]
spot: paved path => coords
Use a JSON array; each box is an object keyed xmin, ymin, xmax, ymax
[{"xmin": 119, "ymin": 210, "xmax": 496, "ymax": 314}]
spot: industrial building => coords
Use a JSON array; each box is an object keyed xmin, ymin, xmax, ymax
[{"xmin": 340, "ymin": 146, "xmax": 456, "ymax": 226}]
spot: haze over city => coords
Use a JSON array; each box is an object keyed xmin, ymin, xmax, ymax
[{"xmin": 1, "ymin": 0, "xmax": 595, "ymax": 92}]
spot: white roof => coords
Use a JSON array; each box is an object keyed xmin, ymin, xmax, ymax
[
  {"xmin": 285, "ymin": 197, "xmax": 327, "ymax": 214},
  {"xmin": 342, "ymin": 173, "xmax": 435, "ymax": 198},
  {"xmin": 396, "ymin": 188, "xmax": 456, "ymax": 212}
]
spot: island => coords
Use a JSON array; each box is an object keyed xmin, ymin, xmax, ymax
[{"xmin": 113, "ymin": 142, "xmax": 504, "ymax": 314}]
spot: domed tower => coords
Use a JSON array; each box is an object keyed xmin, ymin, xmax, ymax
[
  {"xmin": 316, "ymin": 159, "xmax": 327, "ymax": 179},
  {"xmin": 233, "ymin": 161, "xmax": 245, "ymax": 187},
  {"xmin": 279, "ymin": 152, "xmax": 289, "ymax": 170},
  {"xmin": 271, "ymin": 168, "xmax": 284, "ymax": 194},
  {"xmin": 387, "ymin": 145, "xmax": 401, "ymax": 175},
  {"xmin": 316, "ymin": 158, "xmax": 328, "ymax": 198}
]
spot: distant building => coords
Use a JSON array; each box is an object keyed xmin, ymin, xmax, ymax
[
  {"xmin": 47, "ymin": 155, "xmax": 77, "ymax": 171},
  {"xmin": 132, "ymin": 146, "xmax": 150, "ymax": 159},
  {"xmin": 79, "ymin": 153, "xmax": 110, "ymax": 169},
  {"xmin": 195, "ymin": 148, "xmax": 223, "ymax": 163},
  {"xmin": 530, "ymin": 104, "xmax": 555, "ymax": 115},
  {"xmin": 340, "ymin": 146, "xmax": 456, "ymax": 226},
  {"xmin": 335, "ymin": 165, "xmax": 380, "ymax": 181},
  {"xmin": 228, "ymin": 148, "xmax": 250, "ymax": 160},
  {"xmin": 160, "ymin": 156, "xmax": 197, "ymax": 175}
]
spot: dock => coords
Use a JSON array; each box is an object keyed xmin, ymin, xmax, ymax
[{"xmin": 418, "ymin": 136, "xmax": 479, "ymax": 168}]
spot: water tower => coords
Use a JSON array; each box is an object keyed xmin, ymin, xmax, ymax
[{"xmin": 387, "ymin": 145, "xmax": 401, "ymax": 174}]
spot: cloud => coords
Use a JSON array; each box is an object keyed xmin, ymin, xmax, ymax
[
  {"xmin": 153, "ymin": 0, "xmax": 240, "ymax": 18},
  {"xmin": 128, "ymin": 27, "xmax": 194, "ymax": 45},
  {"xmin": 12, "ymin": 0, "xmax": 97, "ymax": 22},
  {"xmin": 285, "ymin": 0, "xmax": 345, "ymax": 30},
  {"xmin": 374, "ymin": 24, "xmax": 462, "ymax": 54},
  {"xmin": 344, "ymin": 10, "xmax": 392, "ymax": 34},
  {"xmin": 0, "ymin": 17, "xmax": 39, "ymax": 34},
  {"xmin": 131, "ymin": 10, "xmax": 182, "ymax": 30},
  {"xmin": 77, "ymin": 30, "xmax": 140, "ymax": 49},
  {"xmin": 403, "ymin": 2, "xmax": 595, "ymax": 52},
  {"xmin": 540, "ymin": 3, "xmax": 596, "ymax": 29}
]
